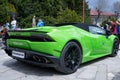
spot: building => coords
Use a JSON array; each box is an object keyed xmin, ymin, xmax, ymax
[{"xmin": 90, "ymin": 10, "xmax": 115, "ymax": 25}]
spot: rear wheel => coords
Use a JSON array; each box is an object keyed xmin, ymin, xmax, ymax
[
  {"xmin": 110, "ymin": 39, "xmax": 119, "ymax": 57},
  {"xmin": 55, "ymin": 41, "xmax": 82, "ymax": 74}
]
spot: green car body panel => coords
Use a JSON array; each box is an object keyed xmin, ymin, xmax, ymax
[{"xmin": 6, "ymin": 24, "xmax": 117, "ymax": 63}]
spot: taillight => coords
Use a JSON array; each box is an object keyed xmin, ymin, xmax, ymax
[{"xmin": 8, "ymin": 34, "xmax": 54, "ymax": 42}]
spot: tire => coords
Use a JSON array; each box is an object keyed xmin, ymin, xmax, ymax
[
  {"xmin": 110, "ymin": 39, "xmax": 119, "ymax": 57},
  {"xmin": 4, "ymin": 49, "xmax": 12, "ymax": 56},
  {"xmin": 55, "ymin": 41, "xmax": 82, "ymax": 74}
]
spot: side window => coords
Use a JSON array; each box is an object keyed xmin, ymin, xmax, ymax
[{"xmin": 89, "ymin": 26, "xmax": 106, "ymax": 35}]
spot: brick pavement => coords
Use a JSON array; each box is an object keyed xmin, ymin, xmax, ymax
[{"xmin": 0, "ymin": 49, "xmax": 120, "ymax": 80}]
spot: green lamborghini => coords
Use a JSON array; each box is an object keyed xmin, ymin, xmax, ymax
[{"xmin": 3, "ymin": 23, "xmax": 119, "ymax": 74}]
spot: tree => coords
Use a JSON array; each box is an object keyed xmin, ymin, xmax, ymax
[
  {"xmin": 0, "ymin": 0, "xmax": 16, "ymax": 24},
  {"xmin": 57, "ymin": 8, "xmax": 82, "ymax": 23},
  {"xmin": 7, "ymin": 0, "xmax": 91, "ymax": 28},
  {"xmin": 84, "ymin": 1, "xmax": 91, "ymax": 23},
  {"xmin": 113, "ymin": 1, "xmax": 120, "ymax": 19},
  {"xmin": 93, "ymin": 0, "xmax": 108, "ymax": 24}
]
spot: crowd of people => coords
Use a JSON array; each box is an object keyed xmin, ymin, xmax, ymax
[
  {"xmin": 0, "ymin": 15, "xmax": 44, "ymax": 31},
  {"xmin": 1, "ymin": 15, "xmax": 120, "ymax": 38},
  {"xmin": 0, "ymin": 18, "xmax": 17, "ymax": 31},
  {"xmin": 32, "ymin": 15, "xmax": 44, "ymax": 27},
  {"xmin": 0, "ymin": 15, "xmax": 44, "ymax": 37},
  {"xmin": 0, "ymin": 18, "xmax": 17, "ymax": 36},
  {"xmin": 104, "ymin": 18, "xmax": 120, "ymax": 37}
]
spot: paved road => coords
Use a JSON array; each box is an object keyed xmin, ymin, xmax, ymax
[{"xmin": 0, "ymin": 49, "xmax": 120, "ymax": 80}]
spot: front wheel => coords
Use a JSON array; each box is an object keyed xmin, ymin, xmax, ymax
[
  {"xmin": 110, "ymin": 39, "xmax": 119, "ymax": 57},
  {"xmin": 55, "ymin": 41, "xmax": 82, "ymax": 74}
]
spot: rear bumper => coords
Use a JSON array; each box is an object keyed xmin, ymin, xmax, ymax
[{"xmin": 2, "ymin": 47, "xmax": 60, "ymax": 67}]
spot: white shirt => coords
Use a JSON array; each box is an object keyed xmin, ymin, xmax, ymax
[{"xmin": 11, "ymin": 20, "xmax": 17, "ymax": 26}]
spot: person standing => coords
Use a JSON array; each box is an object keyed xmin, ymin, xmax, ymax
[
  {"xmin": 32, "ymin": 15, "xmax": 36, "ymax": 27},
  {"xmin": 110, "ymin": 21, "xmax": 116, "ymax": 34},
  {"xmin": 116, "ymin": 18, "xmax": 120, "ymax": 39},
  {"xmin": 11, "ymin": 18, "xmax": 17, "ymax": 30},
  {"xmin": 5, "ymin": 21, "xmax": 10, "ymax": 30},
  {"xmin": 37, "ymin": 19, "xmax": 44, "ymax": 27}
]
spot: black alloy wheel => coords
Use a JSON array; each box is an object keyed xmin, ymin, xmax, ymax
[
  {"xmin": 110, "ymin": 39, "xmax": 119, "ymax": 57},
  {"xmin": 55, "ymin": 41, "xmax": 82, "ymax": 74}
]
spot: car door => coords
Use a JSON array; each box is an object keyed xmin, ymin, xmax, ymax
[{"xmin": 89, "ymin": 26, "xmax": 112, "ymax": 54}]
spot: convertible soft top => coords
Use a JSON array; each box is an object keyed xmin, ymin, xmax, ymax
[{"xmin": 54, "ymin": 23, "xmax": 94, "ymax": 32}]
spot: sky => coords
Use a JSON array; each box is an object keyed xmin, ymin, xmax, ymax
[{"xmin": 86, "ymin": 0, "xmax": 120, "ymax": 12}]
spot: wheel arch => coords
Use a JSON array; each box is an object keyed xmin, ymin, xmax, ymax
[
  {"xmin": 110, "ymin": 38, "xmax": 119, "ymax": 57},
  {"xmin": 114, "ymin": 38, "xmax": 119, "ymax": 42},
  {"xmin": 65, "ymin": 39, "xmax": 83, "ymax": 56},
  {"xmin": 57, "ymin": 39, "xmax": 83, "ymax": 73},
  {"xmin": 112, "ymin": 38, "xmax": 119, "ymax": 46}
]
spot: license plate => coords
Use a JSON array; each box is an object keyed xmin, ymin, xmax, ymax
[{"xmin": 12, "ymin": 51, "xmax": 25, "ymax": 59}]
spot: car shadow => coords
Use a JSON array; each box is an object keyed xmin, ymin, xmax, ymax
[
  {"xmin": 79, "ymin": 55, "xmax": 109, "ymax": 68},
  {"xmin": 3, "ymin": 59, "xmax": 59, "ymax": 76},
  {"xmin": 3, "ymin": 55, "xmax": 110, "ymax": 76}
]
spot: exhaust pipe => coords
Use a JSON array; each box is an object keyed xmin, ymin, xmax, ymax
[{"xmin": 33, "ymin": 56, "xmax": 50, "ymax": 63}]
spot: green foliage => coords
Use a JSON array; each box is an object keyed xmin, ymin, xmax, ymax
[
  {"xmin": 0, "ymin": 1, "xmax": 16, "ymax": 24},
  {"xmin": 57, "ymin": 8, "xmax": 82, "ymax": 23},
  {"xmin": 19, "ymin": 15, "xmax": 33, "ymax": 28},
  {"xmin": 108, "ymin": 17, "xmax": 116, "ymax": 22},
  {"xmin": 42, "ymin": 16, "xmax": 57, "ymax": 25},
  {"xmin": 1, "ymin": 0, "xmax": 90, "ymax": 28},
  {"xmin": 101, "ymin": 17, "xmax": 117, "ymax": 26},
  {"xmin": 101, "ymin": 20, "xmax": 108, "ymax": 27}
]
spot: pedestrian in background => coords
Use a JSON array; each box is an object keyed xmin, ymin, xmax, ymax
[
  {"xmin": 0, "ymin": 24, "xmax": 3, "ymax": 31},
  {"xmin": 37, "ymin": 19, "xmax": 44, "ymax": 27},
  {"xmin": 11, "ymin": 18, "xmax": 17, "ymax": 30},
  {"xmin": 5, "ymin": 21, "xmax": 10, "ymax": 30},
  {"xmin": 105, "ymin": 21, "xmax": 112, "ymax": 31},
  {"xmin": 32, "ymin": 15, "xmax": 36, "ymax": 28},
  {"xmin": 116, "ymin": 18, "xmax": 120, "ymax": 39},
  {"xmin": 110, "ymin": 21, "xmax": 116, "ymax": 34}
]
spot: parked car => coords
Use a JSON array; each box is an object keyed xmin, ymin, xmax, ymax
[{"xmin": 2, "ymin": 23, "xmax": 119, "ymax": 74}]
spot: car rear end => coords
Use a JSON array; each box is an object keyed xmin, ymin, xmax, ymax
[{"xmin": 3, "ymin": 27, "xmax": 63, "ymax": 67}]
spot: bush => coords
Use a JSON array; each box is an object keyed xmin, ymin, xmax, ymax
[
  {"xmin": 19, "ymin": 15, "xmax": 33, "ymax": 28},
  {"xmin": 101, "ymin": 17, "xmax": 117, "ymax": 27},
  {"xmin": 57, "ymin": 8, "xmax": 82, "ymax": 23}
]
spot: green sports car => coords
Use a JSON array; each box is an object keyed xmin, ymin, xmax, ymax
[{"xmin": 3, "ymin": 23, "xmax": 119, "ymax": 74}]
